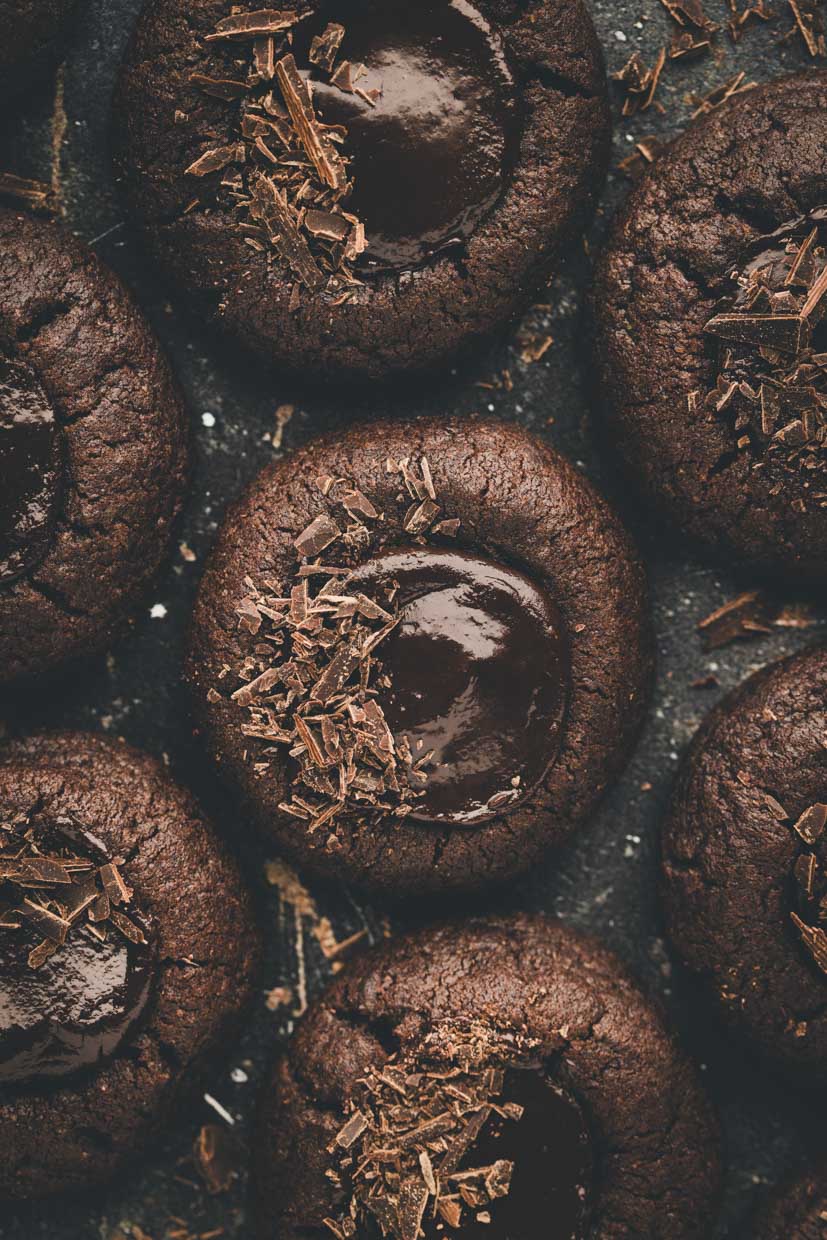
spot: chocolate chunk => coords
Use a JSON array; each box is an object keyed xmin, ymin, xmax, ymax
[
  {"xmin": 185, "ymin": 143, "xmax": 246, "ymax": 176},
  {"xmin": 248, "ymin": 175, "xmax": 325, "ymax": 292},
  {"xmin": 275, "ymin": 54, "xmax": 348, "ymax": 192}
]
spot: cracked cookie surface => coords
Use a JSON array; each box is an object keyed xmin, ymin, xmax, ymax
[
  {"xmin": 594, "ymin": 72, "xmax": 827, "ymax": 584},
  {"xmin": 254, "ymin": 914, "xmax": 721, "ymax": 1238},
  {"xmin": 0, "ymin": 730, "xmax": 260, "ymax": 1200}
]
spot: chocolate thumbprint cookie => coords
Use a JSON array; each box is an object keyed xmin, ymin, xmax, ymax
[
  {"xmin": 186, "ymin": 417, "xmax": 652, "ymax": 896},
  {"xmin": 0, "ymin": 731, "xmax": 260, "ymax": 1199},
  {"xmin": 254, "ymin": 915, "xmax": 721, "ymax": 1238},
  {"xmin": 114, "ymin": 0, "xmax": 610, "ymax": 380}
]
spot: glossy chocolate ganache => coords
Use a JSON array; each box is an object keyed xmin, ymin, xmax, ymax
[
  {"xmin": 351, "ymin": 546, "xmax": 569, "ymax": 826},
  {"xmin": 0, "ymin": 814, "xmax": 155, "ymax": 1086},
  {"xmin": 297, "ymin": 0, "xmax": 520, "ymax": 271},
  {"xmin": 0, "ymin": 350, "xmax": 62, "ymax": 587}
]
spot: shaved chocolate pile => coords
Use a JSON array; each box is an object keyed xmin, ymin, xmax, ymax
[
  {"xmin": 324, "ymin": 1030, "xmax": 593, "ymax": 1240},
  {"xmin": 697, "ymin": 208, "xmax": 827, "ymax": 481},
  {"xmin": 0, "ymin": 812, "xmax": 147, "ymax": 970},
  {"xmin": 0, "ymin": 810, "xmax": 156, "ymax": 1085},
  {"xmin": 225, "ymin": 457, "xmax": 460, "ymax": 834},
  {"xmin": 786, "ymin": 800, "xmax": 827, "ymax": 974},
  {"xmin": 325, "ymin": 1054, "xmax": 524, "ymax": 1238},
  {"xmin": 185, "ymin": 10, "xmax": 366, "ymax": 304}
]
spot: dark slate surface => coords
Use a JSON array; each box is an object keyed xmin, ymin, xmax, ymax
[{"xmin": 0, "ymin": 3, "xmax": 825, "ymax": 1237}]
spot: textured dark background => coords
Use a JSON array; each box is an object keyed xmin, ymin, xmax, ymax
[{"xmin": 1, "ymin": 2, "xmax": 826, "ymax": 1236}]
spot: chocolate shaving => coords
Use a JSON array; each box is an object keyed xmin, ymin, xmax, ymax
[
  {"xmin": 295, "ymin": 513, "xmax": 342, "ymax": 558},
  {"xmin": 697, "ymin": 591, "xmax": 773, "ymax": 649},
  {"xmin": 792, "ymin": 911, "xmax": 827, "ymax": 972},
  {"xmin": 249, "ymin": 174, "xmax": 325, "ymax": 291},
  {"xmin": 275, "ymin": 55, "xmax": 348, "ymax": 192},
  {"xmin": 659, "ymin": 0, "xmax": 719, "ymax": 28},
  {"xmin": 0, "ymin": 171, "xmax": 55, "ymax": 213},
  {"xmin": 310, "ymin": 22, "xmax": 346, "ymax": 73},
  {"xmin": 617, "ymin": 137, "xmax": 669, "ymax": 180},
  {"xmin": 788, "ymin": 0, "xmax": 827, "ymax": 54},
  {"xmin": 304, "ymin": 209, "xmax": 352, "ymax": 243},
  {"xmin": 205, "ymin": 9, "xmax": 298, "ymax": 41},
  {"xmin": 727, "ymin": 0, "xmax": 774, "ymax": 39},
  {"xmin": 100, "ymin": 860, "xmax": 132, "ymax": 906},
  {"xmin": 794, "ymin": 804, "xmax": 827, "ymax": 845},
  {"xmin": 690, "ymin": 71, "xmax": 755, "ymax": 118},
  {"xmin": 612, "ymin": 49, "xmax": 667, "ymax": 116},
  {"xmin": 185, "ymin": 142, "xmax": 246, "ymax": 177},
  {"xmin": 786, "ymin": 800, "xmax": 827, "ymax": 974},
  {"xmin": 253, "ymin": 36, "xmax": 276, "ymax": 80},
  {"xmin": 189, "ymin": 72, "xmax": 250, "ymax": 100}
]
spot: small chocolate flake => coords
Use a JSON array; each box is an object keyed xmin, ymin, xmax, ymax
[
  {"xmin": 697, "ymin": 591, "xmax": 773, "ymax": 650},
  {"xmin": 304, "ymin": 209, "xmax": 351, "ymax": 243},
  {"xmin": 205, "ymin": 9, "xmax": 298, "ymax": 41},
  {"xmin": 100, "ymin": 860, "xmax": 132, "ymax": 906},
  {"xmin": 792, "ymin": 911, "xmax": 827, "ymax": 973},
  {"xmin": 310, "ymin": 22, "xmax": 346, "ymax": 73},
  {"xmin": 794, "ymin": 804, "xmax": 827, "ymax": 844},
  {"xmin": 612, "ymin": 48, "xmax": 667, "ymax": 116},
  {"xmin": 185, "ymin": 143, "xmax": 246, "ymax": 177},
  {"xmin": 659, "ymin": 0, "xmax": 719, "ymax": 29},
  {"xmin": 20, "ymin": 899, "xmax": 70, "ymax": 944},
  {"xmin": 763, "ymin": 794, "xmax": 790, "ymax": 822},
  {"xmin": 109, "ymin": 908, "xmax": 148, "ymax": 945},
  {"xmin": 189, "ymin": 72, "xmax": 250, "ymax": 100},
  {"xmin": 294, "ymin": 513, "xmax": 342, "ymax": 558},
  {"xmin": 275, "ymin": 54, "xmax": 348, "ymax": 191},
  {"xmin": 253, "ymin": 35, "xmax": 276, "ymax": 80},
  {"xmin": 795, "ymin": 851, "xmax": 817, "ymax": 897},
  {"xmin": 335, "ymin": 1110, "xmax": 368, "ymax": 1149}
]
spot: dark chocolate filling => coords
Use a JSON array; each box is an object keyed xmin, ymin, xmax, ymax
[
  {"xmin": 0, "ymin": 817, "xmax": 156, "ymax": 1086},
  {"xmin": 349, "ymin": 546, "xmax": 569, "ymax": 826},
  {"xmin": 442, "ymin": 1070, "xmax": 592, "ymax": 1240},
  {"xmin": 0, "ymin": 350, "xmax": 62, "ymax": 587},
  {"xmin": 297, "ymin": 0, "xmax": 519, "ymax": 271}
]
